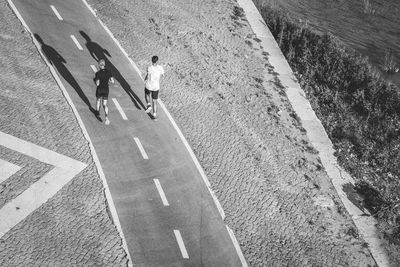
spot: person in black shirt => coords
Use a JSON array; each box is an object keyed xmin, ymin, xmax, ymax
[{"xmin": 94, "ymin": 59, "xmax": 114, "ymax": 125}]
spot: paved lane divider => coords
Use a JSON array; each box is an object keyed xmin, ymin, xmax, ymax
[
  {"xmin": 90, "ymin": 64, "xmax": 97, "ymax": 73},
  {"xmin": 173, "ymin": 230, "xmax": 189, "ymax": 259},
  {"xmin": 153, "ymin": 179, "xmax": 169, "ymax": 206},
  {"xmin": 112, "ymin": 98, "xmax": 128, "ymax": 120},
  {"xmin": 70, "ymin": 35, "xmax": 83, "ymax": 50},
  {"xmin": 133, "ymin": 137, "xmax": 149, "ymax": 160},
  {"xmin": 50, "ymin": 5, "xmax": 63, "ymax": 21}
]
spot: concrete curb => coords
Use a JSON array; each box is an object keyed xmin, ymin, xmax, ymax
[{"xmin": 236, "ymin": 0, "xmax": 390, "ymax": 266}]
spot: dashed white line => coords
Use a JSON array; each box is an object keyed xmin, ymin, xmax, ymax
[
  {"xmin": 133, "ymin": 137, "xmax": 149, "ymax": 160},
  {"xmin": 90, "ymin": 65, "xmax": 97, "ymax": 73},
  {"xmin": 173, "ymin": 230, "xmax": 189, "ymax": 259},
  {"xmin": 50, "ymin": 5, "xmax": 63, "ymax": 20},
  {"xmin": 153, "ymin": 179, "xmax": 169, "ymax": 206},
  {"xmin": 70, "ymin": 35, "xmax": 83, "ymax": 50},
  {"xmin": 112, "ymin": 98, "xmax": 128, "ymax": 120},
  {"xmin": 0, "ymin": 159, "xmax": 21, "ymax": 183}
]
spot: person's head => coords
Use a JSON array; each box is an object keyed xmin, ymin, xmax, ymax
[
  {"xmin": 99, "ymin": 59, "xmax": 106, "ymax": 69},
  {"xmin": 151, "ymin": 56, "xmax": 159, "ymax": 64}
]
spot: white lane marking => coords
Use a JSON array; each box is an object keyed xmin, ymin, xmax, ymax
[
  {"xmin": 90, "ymin": 65, "xmax": 97, "ymax": 73},
  {"xmin": 153, "ymin": 179, "xmax": 169, "ymax": 206},
  {"xmin": 0, "ymin": 131, "xmax": 87, "ymax": 238},
  {"xmin": 50, "ymin": 5, "xmax": 63, "ymax": 20},
  {"xmin": 133, "ymin": 137, "xmax": 149, "ymax": 160},
  {"xmin": 226, "ymin": 226, "xmax": 248, "ymax": 267},
  {"xmin": 173, "ymin": 230, "xmax": 189, "ymax": 259},
  {"xmin": 70, "ymin": 35, "xmax": 83, "ymax": 50},
  {"xmin": 5, "ymin": 2, "xmax": 133, "ymax": 264},
  {"xmin": 0, "ymin": 159, "xmax": 21, "ymax": 183},
  {"xmin": 112, "ymin": 98, "xmax": 128, "ymax": 120}
]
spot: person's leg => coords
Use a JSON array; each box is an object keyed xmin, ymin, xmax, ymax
[
  {"xmin": 96, "ymin": 97, "xmax": 101, "ymax": 115},
  {"xmin": 103, "ymin": 98, "xmax": 110, "ymax": 125},
  {"xmin": 153, "ymin": 99, "xmax": 157, "ymax": 117},
  {"xmin": 152, "ymin": 91, "xmax": 159, "ymax": 118},
  {"xmin": 145, "ymin": 88, "xmax": 152, "ymax": 113}
]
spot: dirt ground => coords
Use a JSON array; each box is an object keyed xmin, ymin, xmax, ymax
[
  {"xmin": 1, "ymin": 0, "xmax": 379, "ymax": 265},
  {"xmin": 85, "ymin": 0, "xmax": 377, "ymax": 265}
]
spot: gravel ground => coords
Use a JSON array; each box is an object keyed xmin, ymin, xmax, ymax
[
  {"xmin": 1, "ymin": 0, "xmax": 376, "ymax": 265},
  {"xmin": 0, "ymin": 1, "xmax": 128, "ymax": 266}
]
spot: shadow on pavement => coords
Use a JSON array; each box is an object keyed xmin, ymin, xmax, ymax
[
  {"xmin": 34, "ymin": 33, "xmax": 100, "ymax": 120},
  {"xmin": 80, "ymin": 30, "xmax": 145, "ymax": 110}
]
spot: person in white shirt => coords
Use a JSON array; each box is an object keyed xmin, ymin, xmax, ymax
[{"xmin": 144, "ymin": 55, "xmax": 165, "ymax": 119}]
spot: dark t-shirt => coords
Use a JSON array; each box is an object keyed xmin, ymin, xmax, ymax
[{"xmin": 95, "ymin": 69, "xmax": 112, "ymax": 91}]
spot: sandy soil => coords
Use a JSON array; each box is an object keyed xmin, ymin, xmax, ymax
[{"xmin": 85, "ymin": 0, "xmax": 376, "ymax": 265}]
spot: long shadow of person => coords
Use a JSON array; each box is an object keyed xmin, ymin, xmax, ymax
[
  {"xmin": 34, "ymin": 34, "xmax": 99, "ymax": 120},
  {"xmin": 80, "ymin": 31, "xmax": 145, "ymax": 110}
]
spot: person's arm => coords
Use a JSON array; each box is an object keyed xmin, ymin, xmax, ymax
[
  {"xmin": 161, "ymin": 66, "xmax": 165, "ymax": 78},
  {"xmin": 144, "ymin": 67, "xmax": 150, "ymax": 82},
  {"xmin": 95, "ymin": 72, "xmax": 100, "ymax": 86}
]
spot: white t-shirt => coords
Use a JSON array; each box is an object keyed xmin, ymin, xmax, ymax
[{"xmin": 145, "ymin": 65, "xmax": 165, "ymax": 91}]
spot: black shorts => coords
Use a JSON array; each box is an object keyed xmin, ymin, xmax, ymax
[
  {"xmin": 96, "ymin": 88, "xmax": 109, "ymax": 100},
  {"xmin": 145, "ymin": 88, "xmax": 159, "ymax": 99}
]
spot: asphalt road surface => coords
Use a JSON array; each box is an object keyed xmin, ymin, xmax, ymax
[{"xmin": 10, "ymin": 0, "xmax": 243, "ymax": 266}]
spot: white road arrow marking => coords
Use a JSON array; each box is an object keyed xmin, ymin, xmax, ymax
[
  {"xmin": 0, "ymin": 131, "xmax": 87, "ymax": 238},
  {"xmin": 0, "ymin": 159, "xmax": 21, "ymax": 183}
]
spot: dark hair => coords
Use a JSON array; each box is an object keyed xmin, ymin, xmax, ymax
[{"xmin": 152, "ymin": 56, "xmax": 159, "ymax": 63}]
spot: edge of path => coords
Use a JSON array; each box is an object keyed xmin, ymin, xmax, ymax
[{"xmin": 236, "ymin": 0, "xmax": 390, "ymax": 266}]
